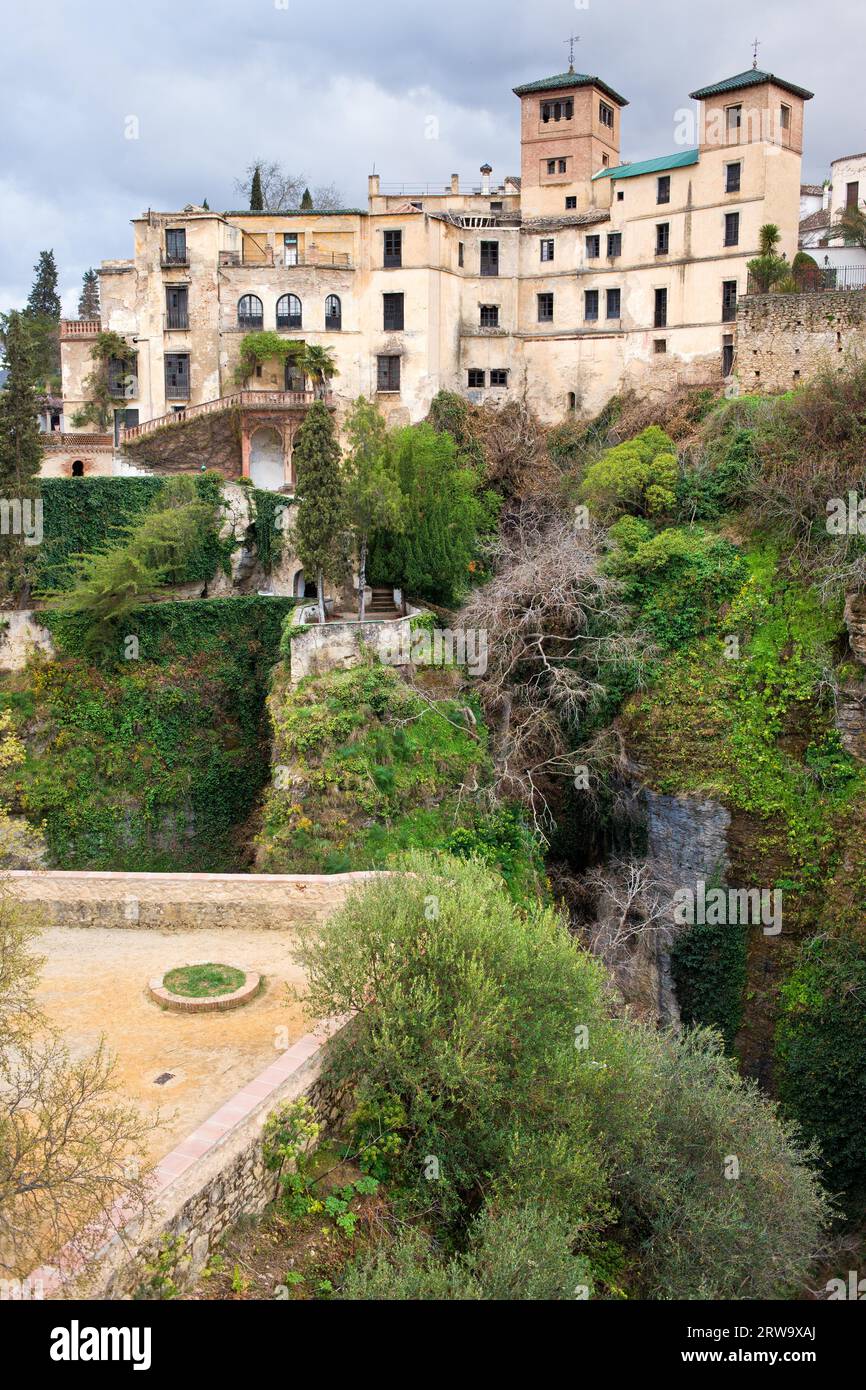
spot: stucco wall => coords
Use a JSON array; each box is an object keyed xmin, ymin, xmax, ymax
[{"xmin": 736, "ymin": 288, "xmax": 866, "ymax": 391}]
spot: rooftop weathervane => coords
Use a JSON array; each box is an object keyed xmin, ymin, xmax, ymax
[
  {"xmin": 752, "ymin": 37, "xmax": 761, "ymax": 69},
  {"xmin": 564, "ymin": 34, "xmax": 579, "ymax": 73}
]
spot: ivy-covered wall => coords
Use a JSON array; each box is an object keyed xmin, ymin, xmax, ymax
[{"xmin": 4, "ymin": 597, "xmax": 295, "ymax": 871}]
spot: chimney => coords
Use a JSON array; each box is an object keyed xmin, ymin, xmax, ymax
[
  {"xmin": 822, "ymin": 182, "xmax": 830, "ymax": 211},
  {"xmin": 368, "ymin": 173, "xmax": 380, "ymax": 198},
  {"xmin": 480, "ymin": 163, "xmax": 492, "ymax": 195},
  {"xmin": 450, "ymin": 173, "xmax": 460, "ymax": 194}
]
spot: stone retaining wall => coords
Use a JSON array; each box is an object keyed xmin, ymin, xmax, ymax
[
  {"xmin": 4, "ymin": 868, "xmax": 383, "ymax": 930},
  {"xmin": 0, "ymin": 610, "xmax": 54, "ymax": 672},
  {"xmin": 736, "ymin": 289, "xmax": 866, "ymax": 392}
]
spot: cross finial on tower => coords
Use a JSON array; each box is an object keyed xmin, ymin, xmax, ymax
[
  {"xmin": 752, "ymin": 37, "xmax": 761, "ymax": 69},
  {"xmin": 564, "ymin": 33, "xmax": 579, "ymax": 73}
]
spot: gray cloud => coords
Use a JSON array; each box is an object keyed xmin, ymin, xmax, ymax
[{"xmin": 0, "ymin": 0, "xmax": 859, "ymax": 313}]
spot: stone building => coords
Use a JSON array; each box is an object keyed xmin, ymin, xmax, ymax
[{"xmin": 57, "ymin": 61, "xmax": 813, "ymax": 484}]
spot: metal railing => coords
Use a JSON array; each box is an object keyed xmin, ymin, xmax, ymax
[
  {"xmin": 164, "ymin": 309, "xmax": 189, "ymax": 330},
  {"xmin": 219, "ymin": 250, "xmax": 353, "ymax": 269},
  {"xmin": 745, "ymin": 264, "xmax": 866, "ymax": 295},
  {"xmin": 160, "ymin": 252, "xmax": 189, "ymax": 268}
]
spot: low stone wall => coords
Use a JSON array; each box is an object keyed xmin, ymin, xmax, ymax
[
  {"xmin": 736, "ymin": 288, "xmax": 866, "ymax": 392},
  {"xmin": 31, "ymin": 1018, "xmax": 349, "ymax": 1299},
  {"xmin": 0, "ymin": 610, "xmax": 54, "ymax": 672},
  {"xmin": 4, "ymin": 868, "xmax": 383, "ymax": 930},
  {"xmin": 289, "ymin": 603, "xmax": 423, "ymax": 684}
]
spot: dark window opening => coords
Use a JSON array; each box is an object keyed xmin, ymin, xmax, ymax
[
  {"xmin": 164, "ymin": 352, "xmax": 190, "ymax": 399},
  {"xmin": 165, "ymin": 286, "xmax": 188, "ymax": 330},
  {"xmin": 537, "ymin": 292, "xmax": 554, "ymax": 322},
  {"xmin": 71, "ymin": 460, "xmax": 84, "ymax": 476},
  {"xmin": 480, "ymin": 304, "xmax": 499, "ymax": 328},
  {"xmin": 586, "ymin": 234, "xmax": 600, "ymax": 258},
  {"xmin": 656, "ymin": 223, "xmax": 670, "ymax": 255},
  {"xmin": 654, "ymin": 287, "xmax": 668, "ymax": 328},
  {"xmin": 606, "ymin": 287, "xmax": 621, "ymax": 319},
  {"xmin": 566, "ymin": 196, "xmax": 577, "ymax": 210},
  {"xmin": 607, "ymin": 232, "xmax": 622, "ymax": 257},
  {"xmin": 480, "ymin": 241, "xmax": 499, "ymax": 276},
  {"xmin": 467, "ymin": 368, "xmax": 485, "ymax": 388},
  {"xmin": 724, "ymin": 212, "xmax": 740, "ymax": 247},
  {"xmin": 325, "ymin": 294, "xmax": 341, "ymax": 330},
  {"xmin": 654, "ymin": 339, "xmax": 667, "ymax": 354},
  {"xmin": 164, "ymin": 228, "xmax": 187, "ymax": 264},
  {"xmin": 657, "ymin": 175, "xmax": 670, "ymax": 205},
  {"xmin": 722, "ymin": 280, "xmax": 738, "ymax": 322},
  {"xmin": 540, "ymin": 239, "xmax": 555, "ymax": 262},
  {"xmin": 599, "ymin": 101, "xmax": 614, "ymax": 128},
  {"xmin": 489, "ymin": 368, "xmax": 508, "ymax": 387},
  {"xmin": 722, "ymin": 334, "xmax": 735, "ymax": 376},
  {"xmin": 383, "ymin": 230, "xmax": 403, "ymax": 267},
  {"xmin": 383, "ymin": 292, "xmax": 405, "ymax": 330},
  {"xmin": 847, "ymin": 181, "xmax": 860, "ymax": 210},
  {"xmin": 377, "ymin": 355, "xmax": 401, "ymax": 392},
  {"xmin": 584, "ymin": 289, "xmax": 599, "ymax": 322},
  {"xmin": 726, "ymin": 162, "xmax": 741, "ymax": 193}
]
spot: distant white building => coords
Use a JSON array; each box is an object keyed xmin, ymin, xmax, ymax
[{"xmin": 799, "ymin": 154, "xmax": 866, "ymax": 280}]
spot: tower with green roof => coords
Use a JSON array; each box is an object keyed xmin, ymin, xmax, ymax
[{"xmin": 513, "ymin": 65, "xmax": 628, "ymax": 217}]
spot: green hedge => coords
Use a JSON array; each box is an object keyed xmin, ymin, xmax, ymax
[
  {"xmin": 36, "ymin": 474, "xmax": 230, "ymax": 591},
  {"xmin": 671, "ymin": 920, "xmax": 748, "ymax": 1052}
]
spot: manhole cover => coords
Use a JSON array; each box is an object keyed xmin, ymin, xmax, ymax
[{"xmin": 154, "ymin": 1072, "xmax": 175, "ymax": 1086}]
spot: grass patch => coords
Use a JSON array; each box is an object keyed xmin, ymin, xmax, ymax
[{"xmin": 163, "ymin": 963, "xmax": 246, "ymax": 998}]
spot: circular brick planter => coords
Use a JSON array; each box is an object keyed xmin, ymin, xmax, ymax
[{"xmin": 148, "ymin": 965, "xmax": 262, "ymax": 1014}]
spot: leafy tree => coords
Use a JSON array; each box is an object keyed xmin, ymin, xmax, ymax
[
  {"xmin": 579, "ymin": 425, "xmax": 678, "ymax": 520},
  {"xmin": 342, "ymin": 397, "xmax": 403, "ymax": 619},
  {"xmin": 747, "ymin": 223, "xmax": 789, "ymax": 293},
  {"xmin": 77, "ymin": 268, "xmax": 100, "ymax": 320},
  {"xmin": 297, "ymin": 853, "xmax": 831, "ymax": 1297},
  {"xmin": 45, "ymin": 476, "xmax": 221, "ymax": 662},
  {"xmin": 292, "ymin": 400, "xmax": 346, "ymax": 623},
  {"xmin": 367, "ymin": 422, "xmax": 494, "ymax": 605},
  {"xmin": 249, "ymin": 165, "xmax": 264, "ymax": 211},
  {"xmin": 0, "ymin": 312, "xmax": 43, "ymax": 489},
  {"xmin": 300, "ymin": 187, "xmax": 314, "ymax": 211}
]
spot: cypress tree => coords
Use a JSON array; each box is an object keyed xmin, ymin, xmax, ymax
[
  {"xmin": 250, "ymin": 166, "xmax": 264, "ymax": 211},
  {"xmin": 78, "ymin": 268, "xmax": 100, "ymax": 320},
  {"xmin": 24, "ymin": 250, "xmax": 61, "ymax": 384},
  {"xmin": 292, "ymin": 401, "xmax": 345, "ymax": 624},
  {"xmin": 26, "ymin": 250, "xmax": 61, "ymax": 319},
  {"xmin": 0, "ymin": 311, "xmax": 43, "ymax": 489},
  {"xmin": 300, "ymin": 187, "xmax": 313, "ymax": 211}
]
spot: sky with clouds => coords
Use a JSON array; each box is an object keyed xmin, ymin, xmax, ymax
[{"xmin": 0, "ymin": 0, "xmax": 860, "ymax": 315}]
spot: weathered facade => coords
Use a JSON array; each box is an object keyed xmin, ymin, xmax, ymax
[{"xmin": 58, "ymin": 63, "xmax": 814, "ymax": 480}]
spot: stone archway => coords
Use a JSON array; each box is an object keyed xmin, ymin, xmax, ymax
[{"xmin": 248, "ymin": 426, "xmax": 285, "ymax": 490}]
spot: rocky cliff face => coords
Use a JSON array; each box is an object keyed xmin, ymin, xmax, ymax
[{"xmin": 837, "ymin": 593, "xmax": 866, "ymax": 761}]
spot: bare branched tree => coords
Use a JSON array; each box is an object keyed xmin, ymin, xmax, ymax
[
  {"xmin": 0, "ymin": 886, "xmax": 153, "ymax": 1280},
  {"xmin": 458, "ymin": 500, "xmax": 654, "ymax": 831},
  {"xmin": 234, "ymin": 162, "xmax": 344, "ymax": 212},
  {"xmin": 583, "ymin": 856, "xmax": 676, "ymax": 960}
]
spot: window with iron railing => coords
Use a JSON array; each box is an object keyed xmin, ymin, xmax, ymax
[
  {"xmin": 480, "ymin": 240, "xmax": 500, "ymax": 276},
  {"xmin": 480, "ymin": 304, "xmax": 499, "ymax": 328},
  {"xmin": 383, "ymin": 292, "xmax": 404, "ymax": 330},
  {"xmin": 164, "ymin": 353, "xmax": 190, "ymax": 399},
  {"xmin": 164, "ymin": 228, "xmax": 187, "ymax": 264},
  {"xmin": 165, "ymin": 287, "xmax": 188, "ymax": 330},
  {"xmin": 377, "ymin": 355, "xmax": 401, "ymax": 392}
]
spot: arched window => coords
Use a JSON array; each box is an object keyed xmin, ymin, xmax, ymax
[
  {"xmin": 71, "ymin": 460, "xmax": 85, "ymax": 476},
  {"xmin": 238, "ymin": 294, "xmax": 263, "ymax": 329},
  {"xmin": 325, "ymin": 295, "xmax": 342, "ymax": 330},
  {"xmin": 277, "ymin": 294, "xmax": 302, "ymax": 330}
]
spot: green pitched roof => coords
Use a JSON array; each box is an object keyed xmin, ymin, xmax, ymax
[
  {"xmin": 592, "ymin": 148, "xmax": 699, "ymax": 181},
  {"xmin": 689, "ymin": 69, "xmax": 813, "ymax": 101},
  {"xmin": 512, "ymin": 71, "xmax": 628, "ymax": 106}
]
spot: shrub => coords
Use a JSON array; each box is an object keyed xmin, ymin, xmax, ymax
[
  {"xmin": 579, "ymin": 426, "xmax": 678, "ymax": 520},
  {"xmin": 777, "ymin": 935, "xmax": 866, "ymax": 1203},
  {"xmin": 676, "ymin": 429, "xmax": 759, "ymax": 520},
  {"xmin": 606, "ymin": 522, "xmax": 747, "ymax": 647}
]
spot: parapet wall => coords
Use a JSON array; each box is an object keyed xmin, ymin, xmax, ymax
[
  {"xmin": 4, "ymin": 868, "xmax": 382, "ymax": 930},
  {"xmin": 736, "ymin": 289, "xmax": 866, "ymax": 392}
]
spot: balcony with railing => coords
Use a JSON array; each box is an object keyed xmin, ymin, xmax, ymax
[
  {"xmin": 164, "ymin": 308, "xmax": 190, "ymax": 330},
  {"xmin": 60, "ymin": 318, "xmax": 101, "ymax": 338},
  {"xmin": 219, "ymin": 249, "xmax": 353, "ymax": 269},
  {"xmin": 160, "ymin": 251, "xmax": 190, "ymax": 269}
]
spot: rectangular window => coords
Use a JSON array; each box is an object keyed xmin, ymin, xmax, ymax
[
  {"xmin": 537, "ymin": 292, "xmax": 554, "ymax": 322},
  {"xmin": 467, "ymin": 368, "xmax": 485, "ymax": 388},
  {"xmin": 722, "ymin": 279, "xmax": 738, "ymax": 322},
  {"xmin": 599, "ymin": 101, "xmax": 614, "ymax": 128},
  {"xmin": 607, "ymin": 232, "xmax": 622, "ymax": 257},
  {"xmin": 606, "ymin": 287, "xmax": 621, "ymax": 319},
  {"xmin": 376, "ymin": 355, "xmax": 401, "ymax": 392},
  {"xmin": 722, "ymin": 334, "xmax": 735, "ymax": 376},
  {"xmin": 283, "ymin": 233, "xmax": 298, "ymax": 267},
  {"xmin": 654, "ymin": 287, "xmax": 668, "ymax": 328},
  {"xmin": 726, "ymin": 104, "xmax": 742, "ymax": 135},
  {"xmin": 164, "ymin": 353, "xmax": 189, "ymax": 399},
  {"xmin": 165, "ymin": 286, "xmax": 188, "ymax": 330},
  {"xmin": 657, "ymin": 175, "xmax": 670, "ymax": 204},
  {"xmin": 164, "ymin": 228, "xmax": 187, "ymax": 264},
  {"xmin": 558, "ymin": 159, "xmax": 567, "ymax": 174},
  {"xmin": 654, "ymin": 339, "xmax": 667, "ymax": 354},
  {"xmin": 479, "ymin": 304, "xmax": 499, "ymax": 328},
  {"xmin": 108, "ymin": 355, "xmax": 136, "ymax": 396},
  {"xmin": 489, "ymin": 369, "xmax": 508, "ymax": 387},
  {"xmin": 480, "ymin": 241, "xmax": 499, "ymax": 276},
  {"xmin": 540, "ymin": 239, "xmax": 555, "ymax": 262},
  {"xmin": 724, "ymin": 211, "xmax": 740, "ymax": 247},
  {"xmin": 584, "ymin": 289, "xmax": 599, "ymax": 321},
  {"xmin": 383, "ymin": 292, "xmax": 404, "ymax": 330},
  {"xmin": 725, "ymin": 162, "xmax": 741, "ymax": 193},
  {"xmin": 847, "ymin": 181, "xmax": 860, "ymax": 209},
  {"xmin": 547, "ymin": 160, "xmax": 556, "ymax": 175},
  {"xmin": 656, "ymin": 223, "xmax": 670, "ymax": 255},
  {"xmin": 383, "ymin": 230, "xmax": 402, "ymax": 267},
  {"xmin": 780, "ymin": 104, "xmax": 791, "ymax": 130},
  {"xmin": 565, "ymin": 196, "xmax": 577, "ymax": 210},
  {"xmin": 458, "ymin": 241, "xmax": 464, "ymax": 267},
  {"xmin": 586, "ymin": 234, "xmax": 600, "ymax": 258}
]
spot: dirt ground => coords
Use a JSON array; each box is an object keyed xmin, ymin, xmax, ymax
[{"xmin": 35, "ymin": 926, "xmax": 310, "ymax": 1161}]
